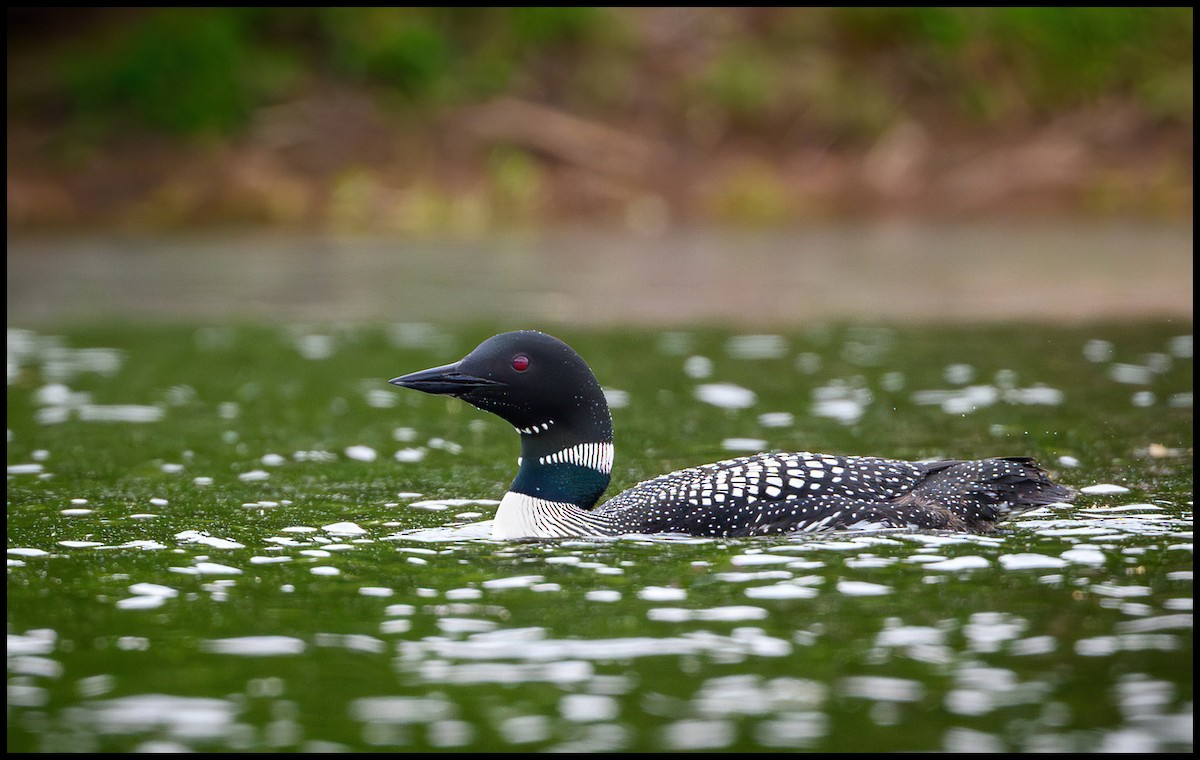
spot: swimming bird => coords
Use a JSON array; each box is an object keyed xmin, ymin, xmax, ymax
[{"xmin": 390, "ymin": 330, "xmax": 1074, "ymax": 539}]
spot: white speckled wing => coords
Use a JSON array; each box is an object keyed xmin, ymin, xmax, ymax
[{"xmin": 595, "ymin": 452, "xmax": 931, "ymax": 536}]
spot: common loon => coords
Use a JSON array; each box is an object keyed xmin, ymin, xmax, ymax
[{"xmin": 390, "ymin": 330, "xmax": 1074, "ymax": 540}]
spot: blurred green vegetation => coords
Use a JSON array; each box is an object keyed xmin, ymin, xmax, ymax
[
  {"xmin": 6, "ymin": 7, "xmax": 1192, "ymax": 229},
  {"xmin": 9, "ymin": 7, "xmax": 1191, "ymax": 139}
]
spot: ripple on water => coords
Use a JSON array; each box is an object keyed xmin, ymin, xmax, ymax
[
  {"xmin": 82, "ymin": 694, "xmax": 237, "ymax": 739},
  {"xmin": 661, "ymin": 718, "xmax": 735, "ymax": 750},
  {"xmin": 694, "ymin": 383, "xmax": 757, "ymax": 410},
  {"xmin": 200, "ymin": 636, "xmax": 306, "ymax": 656},
  {"xmin": 841, "ymin": 675, "xmax": 924, "ymax": 702},
  {"xmin": 647, "ymin": 606, "xmax": 768, "ymax": 623}
]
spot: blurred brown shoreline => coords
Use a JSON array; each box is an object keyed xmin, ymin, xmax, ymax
[
  {"xmin": 7, "ymin": 8, "xmax": 1192, "ymax": 235},
  {"xmin": 7, "ymin": 91, "xmax": 1192, "ymax": 235}
]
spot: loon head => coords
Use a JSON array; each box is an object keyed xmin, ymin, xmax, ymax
[{"xmin": 389, "ymin": 330, "xmax": 612, "ymax": 440}]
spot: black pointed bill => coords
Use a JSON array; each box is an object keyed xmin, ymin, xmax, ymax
[{"xmin": 389, "ymin": 362, "xmax": 501, "ymax": 397}]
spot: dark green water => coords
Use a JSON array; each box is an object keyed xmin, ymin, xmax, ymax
[{"xmin": 6, "ymin": 321, "xmax": 1193, "ymax": 752}]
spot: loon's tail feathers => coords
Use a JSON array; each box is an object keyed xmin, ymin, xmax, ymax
[{"xmin": 906, "ymin": 457, "xmax": 1074, "ymax": 531}]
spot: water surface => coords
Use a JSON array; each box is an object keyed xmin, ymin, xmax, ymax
[
  {"xmin": 6, "ymin": 221, "xmax": 1192, "ymax": 326},
  {"xmin": 6, "ymin": 320, "xmax": 1192, "ymax": 752}
]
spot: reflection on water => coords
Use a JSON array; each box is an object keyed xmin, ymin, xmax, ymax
[
  {"xmin": 6, "ymin": 221, "xmax": 1192, "ymax": 325},
  {"xmin": 5, "ymin": 316, "xmax": 1192, "ymax": 752}
]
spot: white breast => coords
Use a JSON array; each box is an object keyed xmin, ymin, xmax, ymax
[{"xmin": 493, "ymin": 491, "xmax": 610, "ymax": 539}]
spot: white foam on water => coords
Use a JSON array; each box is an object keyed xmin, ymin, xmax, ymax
[
  {"xmin": 1081, "ymin": 483, "xmax": 1131, "ymax": 494},
  {"xmin": 482, "ymin": 575, "xmax": 544, "ymax": 590},
  {"xmin": 116, "ymin": 539, "xmax": 168, "ymax": 550},
  {"xmin": 402, "ymin": 629, "xmax": 789, "ymax": 665},
  {"xmin": 169, "ymin": 562, "xmax": 242, "ymax": 576},
  {"xmin": 365, "ymin": 388, "xmax": 398, "ymax": 409},
  {"xmin": 836, "ymin": 580, "xmax": 892, "ymax": 596},
  {"xmin": 963, "ymin": 612, "xmax": 1027, "ymax": 653},
  {"xmin": 998, "ymin": 553, "xmax": 1068, "ymax": 570},
  {"xmin": 345, "ymin": 445, "xmax": 377, "ymax": 462},
  {"xmin": 359, "ymin": 587, "xmax": 394, "ymax": 597},
  {"xmin": 1060, "ymin": 546, "xmax": 1108, "ymax": 565},
  {"xmin": 77, "ymin": 404, "xmax": 164, "ymax": 423},
  {"xmin": 7, "ymin": 547, "xmax": 49, "ymax": 557},
  {"xmin": 129, "ymin": 582, "xmax": 178, "ymax": 598},
  {"xmin": 661, "ymin": 718, "xmax": 735, "ymax": 750},
  {"xmin": 322, "ymin": 522, "xmax": 367, "ymax": 536},
  {"xmin": 727, "ymin": 334, "xmax": 788, "ymax": 360},
  {"xmin": 394, "ymin": 448, "xmax": 427, "ymax": 462},
  {"xmin": 602, "ymin": 388, "xmax": 630, "ymax": 408},
  {"xmin": 745, "ymin": 584, "xmax": 819, "ymax": 600},
  {"xmin": 844, "ymin": 556, "xmax": 896, "ymax": 569},
  {"xmin": 798, "ymin": 539, "xmax": 877, "ymax": 552},
  {"xmin": 758, "ymin": 411, "xmax": 794, "ymax": 427},
  {"xmin": 755, "ymin": 711, "xmax": 829, "ymax": 748},
  {"xmin": 647, "ymin": 606, "xmax": 768, "ymax": 622},
  {"xmin": 413, "ymin": 659, "xmax": 595, "ymax": 686},
  {"xmin": 1080, "ymin": 503, "xmax": 1162, "ymax": 512},
  {"xmin": 1110, "ymin": 363, "xmax": 1154, "ymax": 385},
  {"xmin": 200, "ymin": 636, "xmax": 306, "ymax": 656},
  {"xmin": 694, "ymin": 383, "xmax": 757, "ymax": 410},
  {"xmin": 115, "ymin": 595, "xmax": 167, "ymax": 610},
  {"xmin": 1075, "ymin": 634, "xmax": 1182, "ymax": 656},
  {"xmin": 295, "ymin": 334, "xmax": 334, "ymax": 360},
  {"xmin": 349, "ymin": 695, "xmax": 455, "ymax": 724},
  {"xmin": 560, "ymin": 693, "xmax": 621, "ymax": 723},
  {"xmin": 684, "ymin": 355, "xmax": 713, "ymax": 379},
  {"xmin": 438, "ymin": 618, "xmax": 500, "ymax": 635},
  {"xmin": 1005, "ymin": 386, "xmax": 1065, "ymax": 405},
  {"xmin": 841, "ymin": 675, "xmax": 924, "ymax": 702},
  {"xmin": 293, "ymin": 449, "xmax": 337, "ymax": 462},
  {"xmin": 637, "ymin": 586, "xmax": 686, "ymax": 602},
  {"xmin": 384, "ymin": 521, "xmax": 497, "ymax": 542},
  {"xmin": 1034, "ymin": 524, "xmax": 1122, "ymax": 537},
  {"xmin": 722, "ymin": 437, "xmax": 767, "ymax": 451},
  {"xmin": 730, "ymin": 553, "xmax": 794, "ymax": 566},
  {"xmin": 874, "ymin": 621, "xmax": 950, "ymax": 665},
  {"xmin": 406, "ymin": 500, "xmax": 450, "ymax": 511},
  {"xmin": 1089, "ymin": 583, "xmax": 1152, "ymax": 598},
  {"xmin": 811, "ymin": 395, "xmax": 868, "ymax": 424},
  {"xmin": 7, "ymin": 632, "xmax": 57, "ymax": 656},
  {"xmin": 1115, "ymin": 614, "xmax": 1192, "ymax": 634},
  {"xmin": 250, "ymin": 556, "xmax": 292, "ymax": 564},
  {"xmin": 585, "ymin": 589, "xmax": 622, "ymax": 603},
  {"xmin": 715, "ymin": 569, "xmax": 793, "ymax": 582},
  {"xmin": 175, "ymin": 531, "xmax": 245, "ymax": 550},
  {"xmin": 83, "ymin": 694, "xmax": 237, "ymax": 738},
  {"xmin": 920, "ymin": 556, "xmax": 990, "ymax": 572},
  {"xmin": 313, "ymin": 633, "xmax": 386, "ymax": 654}
]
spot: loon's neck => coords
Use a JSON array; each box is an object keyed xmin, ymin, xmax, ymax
[
  {"xmin": 495, "ymin": 411, "xmax": 615, "ymax": 539},
  {"xmin": 510, "ymin": 424, "xmax": 613, "ymax": 508}
]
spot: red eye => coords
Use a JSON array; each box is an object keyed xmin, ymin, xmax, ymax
[{"xmin": 511, "ymin": 354, "xmax": 530, "ymax": 372}]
